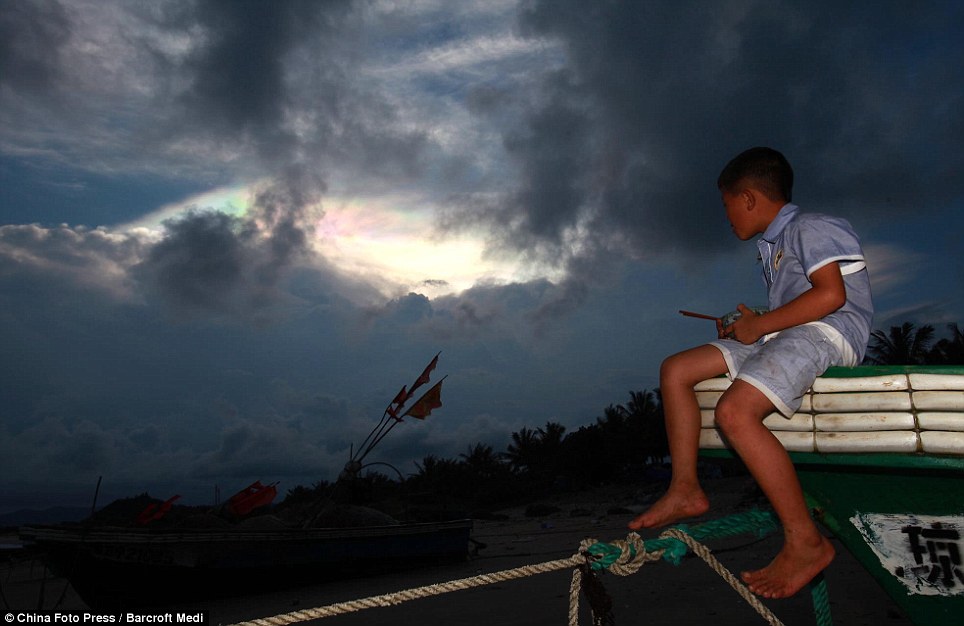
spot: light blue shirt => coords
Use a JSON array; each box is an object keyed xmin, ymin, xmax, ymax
[{"xmin": 757, "ymin": 204, "xmax": 874, "ymax": 363}]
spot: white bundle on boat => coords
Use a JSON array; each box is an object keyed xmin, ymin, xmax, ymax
[{"xmin": 696, "ymin": 372, "xmax": 964, "ymax": 455}]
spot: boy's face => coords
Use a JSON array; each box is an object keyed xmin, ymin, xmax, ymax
[{"xmin": 722, "ymin": 189, "xmax": 756, "ymax": 240}]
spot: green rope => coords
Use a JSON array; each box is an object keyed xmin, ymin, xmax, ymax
[
  {"xmin": 585, "ymin": 509, "xmax": 780, "ymax": 568},
  {"xmin": 809, "ymin": 573, "xmax": 833, "ymax": 626},
  {"xmin": 585, "ymin": 509, "xmax": 834, "ymax": 626}
]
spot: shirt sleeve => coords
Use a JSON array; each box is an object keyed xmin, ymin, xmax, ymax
[{"xmin": 790, "ymin": 214, "xmax": 866, "ymax": 278}]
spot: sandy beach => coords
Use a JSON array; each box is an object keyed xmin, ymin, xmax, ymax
[{"xmin": 3, "ymin": 475, "xmax": 913, "ymax": 626}]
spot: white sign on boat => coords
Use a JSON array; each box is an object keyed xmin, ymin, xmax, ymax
[{"xmin": 850, "ymin": 512, "xmax": 964, "ymax": 597}]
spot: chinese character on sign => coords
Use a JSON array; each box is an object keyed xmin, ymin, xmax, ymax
[
  {"xmin": 851, "ymin": 512, "xmax": 964, "ymax": 597},
  {"xmin": 901, "ymin": 523, "xmax": 964, "ymax": 588}
]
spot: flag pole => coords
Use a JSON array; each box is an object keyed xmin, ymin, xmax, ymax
[{"xmin": 350, "ymin": 353, "xmax": 442, "ymax": 465}]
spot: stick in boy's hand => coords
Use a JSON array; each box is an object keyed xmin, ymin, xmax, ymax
[
  {"xmin": 679, "ymin": 309, "xmax": 727, "ymax": 339},
  {"xmin": 678, "ymin": 309, "xmax": 720, "ymax": 321}
]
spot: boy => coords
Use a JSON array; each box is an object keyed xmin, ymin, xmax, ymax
[{"xmin": 629, "ymin": 147, "xmax": 873, "ymax": 598}]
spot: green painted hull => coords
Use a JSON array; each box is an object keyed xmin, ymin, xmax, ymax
[{"xmin": 793, "ymin": 452, "xmax": 964, "ymax": 626}]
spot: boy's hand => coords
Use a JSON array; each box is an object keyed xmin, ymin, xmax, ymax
[{"xmin": 723, "ymin": 303, "xmax": 765, "ymax": 344}]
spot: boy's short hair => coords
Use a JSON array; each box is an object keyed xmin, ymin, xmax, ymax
[{"xmin": 718, "ymin": 147, "xmax": 793, "ymax": 202}]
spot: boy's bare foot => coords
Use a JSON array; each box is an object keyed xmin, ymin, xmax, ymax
[
  {"xmin": 741, "ymin": 534, "xmax": 835, "ymax": 598},
  {"xmin": 627, "ymin": 487, "xmax": 709, "ymax": 529}
]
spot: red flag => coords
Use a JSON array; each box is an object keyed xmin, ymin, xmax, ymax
[
  {"xmin": 407, "ymin": 352, "xmax": 440, "ymax": 399},
  {"xmin": 402, "ymin": 377, "xmax": 445, "ymax": 419}
]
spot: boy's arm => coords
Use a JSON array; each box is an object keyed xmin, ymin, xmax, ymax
[{"xmin": 726, "ymin": 262, "xmax": 846, "ymax": 344}]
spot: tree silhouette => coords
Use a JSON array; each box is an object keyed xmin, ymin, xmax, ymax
[
  {"xmin": 504, "ymin": 426, "xmax": 540, "ymax": 473},
  {"xmin": 865, "ymin": 322, "xmax": 935, "ymax": 365},
  {"xmin": 459, "ymin": 443, "xmax": 503, "ymax": 481},
  {"xmin": 595, "ymin": 389, "xmax": 667, "ymax": 470},
  {"xmin": 410, "ymin": 454, "xmax": 462, "ymax": 497},
  {"xmin": 503, "ymin": 422, "xmax": 567, "ymax": 484},
  {"xmin": 929, "ymin": 323, "xmax": 964, "ymax": 364}
]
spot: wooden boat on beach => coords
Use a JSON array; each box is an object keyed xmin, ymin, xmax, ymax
[
  {"xmin": 18, "ymin": 517, "xmax": 474, "ymax": 610},
  {"xmin": 18, "ymin": 354, "xmax": 462, "ymax": 611},
  {"xmin": 697, "ymin": 365, "xmax": 964, "ymax": 626}
]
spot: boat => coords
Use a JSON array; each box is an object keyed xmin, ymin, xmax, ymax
[
  {"xmin": 18, "ymin": 517, "xmax": 474, "ymax": 610},
  {"xmin": 17, "ymin": 353, "xmax": 470, "ymax": 611},
  {"xmin": 696, "ymin": 365, "xmax": 964, "ymax": 626}
]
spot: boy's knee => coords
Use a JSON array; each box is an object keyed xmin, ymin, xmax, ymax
[
  {"xmin": 714, "ymin": 393, "xmax": 762, "ymax": 436},
  {"xmin": 659, "ymin": 352, "xmax": 694, "ymax": 385},
  {"xmin": 659, "ymin": 354, "xmax": 681, "ymax": 381},
  {"xmin": 714, "ymin": 384, "xmax": 773, "ymax": 436},
  {"xmin": 714, "ymin": 397, "xmax": 741, "ymax": 435}
]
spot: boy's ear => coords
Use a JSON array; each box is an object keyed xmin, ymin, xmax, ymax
[{"xmin": 741, "ymin": 188, "xmax": 756, "ymax": 210}]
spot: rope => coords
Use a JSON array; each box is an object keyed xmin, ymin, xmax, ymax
[
  {"xmin": 227, "ymin": 510, "xmax": 822, "ymax": 626},
  {"xmin": 809, "ymin": 573, "xmax": 833, "ymax": 626},
  {"xmin": 659, "ymin": 529, "xmax": 785, "ymax": 626},
  {"xmin": 231, "ymin": 553, "xmax": 589, "ymax": 626}
]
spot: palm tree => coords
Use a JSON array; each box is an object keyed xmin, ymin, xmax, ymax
[
  {"xmin": 625, "ymin": 390, "xmax": 659, "ymax": 418},
  {"xmin": 596, "ymin": 390, "xmax": 667, "ymax": 469},
  {"xmin": 503, "ymin": 423, "xmax": 566, "ymax": 479},
  {"xmin": 459, "ymin": 443, "xmax": 503, "ymax": 480},
  {"xmin": 504, "ymin": 427, "xmax": 540, "ymax": 472},
  {"xmin": 410, "ymin": 454, "xmax": 461, "ymax": 494},
  {"xmin": 929, "ymin": 323, "xmax": 964, "ymax": 364},
  {"xmin": 865, "ymin": 322, "xmax": 935, "ymax": 365},
  {"xmin": 537, "ymin": 422, "xmax": 566, "ymax": 449}
]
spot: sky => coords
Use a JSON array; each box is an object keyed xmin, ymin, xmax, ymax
[{"xmin": 1, "ymin": 0, "xmax": 963, "ymax": 514}]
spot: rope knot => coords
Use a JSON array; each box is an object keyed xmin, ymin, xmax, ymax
[
  {"xmin": 580, "ymin": 532, "xmax": 660, "ymax": 575},
  {"xmin": 655, "ymin": 526, "xmax": 693, "ymax": 565}
]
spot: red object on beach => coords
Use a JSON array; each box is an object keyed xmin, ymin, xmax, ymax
[
  {"xmin": 225, "ymin": 481, "xmax": 278, "ymax": 517},
  {"xmin": 135, "ymin": 494, "xmax": 181, "ymax": 525}
]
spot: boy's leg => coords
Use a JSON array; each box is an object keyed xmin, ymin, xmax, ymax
[
  {"xmin": 628, "ymin": 344, "xmax": 727, "ymax": 529},
  {"xmin": 715, "ymin": 380, "xmax": 835, "ymax": 599}
]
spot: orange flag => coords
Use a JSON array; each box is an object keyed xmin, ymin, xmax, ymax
[
  {"xmin": 402, "ymin": 377, "xmax": 445, "ymax": 419},
  {"xmin": 407, "ymin": 352, "xmax": 440, "ymax": 399}
]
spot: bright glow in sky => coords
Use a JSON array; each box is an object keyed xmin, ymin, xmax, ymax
[{"xmin": 125, "ymin": 186, "xmax": 559, "ymax": 297}]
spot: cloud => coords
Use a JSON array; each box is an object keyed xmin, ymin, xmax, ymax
[
  {"xmin": 0, "ymin": 1, "xmax": 962, "ymax": 514},
  {"xmin": 441, "ymin": 0, "xmax": 964, "ymax": 276},
  {"xmin": 0, "ymin": 223, "xmax": 145, "ymax": 301},
  {"xmin": 0, "ymin": 0, "xmax": 71, "ymax": 95},
  {"xmin": 0, "ymin": 216, "xmax": 613, "ymax": 504}
]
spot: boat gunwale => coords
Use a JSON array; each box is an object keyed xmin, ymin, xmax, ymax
[{"xmin": 19, "ymin": 518, "xmax": 475, "ymax": 545}]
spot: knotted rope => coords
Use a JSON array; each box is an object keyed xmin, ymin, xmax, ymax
[{"xmin": 228, "ymin": 510, "xmax": 826, "ymax": 626}]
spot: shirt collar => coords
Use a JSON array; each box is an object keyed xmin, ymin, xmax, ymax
[{"xmin": 760, "ymin": 203, "xmax": 799, "ymax": 243}]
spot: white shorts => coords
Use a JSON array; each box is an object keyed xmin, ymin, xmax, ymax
[{"xmin": 709, "ymin": 323, "xmax": 852, "ymax": 417}]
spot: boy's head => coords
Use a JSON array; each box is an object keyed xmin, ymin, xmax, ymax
[{"xmin": 717, "ymin": 147, "xmax": 793, "ymax": 203}]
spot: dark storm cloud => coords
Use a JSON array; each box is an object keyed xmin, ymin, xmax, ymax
[
  {"xmin": 0, "ymin": 0, "xmax": 71, "ymax": 94},
  {"xmin": 179, "ymin": 0, "xmax": 347, "ymax": 147},
  {"xmin": 132, "ymin": 191, "xmax": 317, "ymax": 319},
  {"xmin": 134, "ymin": 211, "xmax": 251, "ymax": 314},
  {"xmin": 171, "ymin": 0, "xmax": 430, "ymax": 180},
  {"xmin": 466, "ymin": 1, "xmax": 964, "ymax": 264}
]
